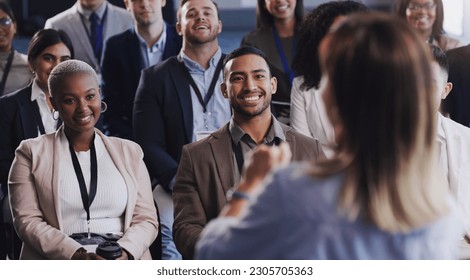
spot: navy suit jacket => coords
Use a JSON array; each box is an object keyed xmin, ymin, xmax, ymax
[
  {"xmin": 444, "ymin": 45, "xmax": 470, "ymax": 127},
  {"xmin": 101, "ymin": 24, "xmax": 182, "ymax": 140},
  {"xmin": 134, "ymin": 54, "xmax": 227, "ymax": 192}
]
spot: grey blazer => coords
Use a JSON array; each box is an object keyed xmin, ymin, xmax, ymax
[{"xmin": 44, "ymin": 1, "xmax": 133, "ymax": 74}]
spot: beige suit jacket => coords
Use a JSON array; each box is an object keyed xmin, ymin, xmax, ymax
[
  {"xmin": 8, "ymin": 127, "xmax": 158, "ymax": 259},
  {"xmin": 173, "ymin": 122, "xmax": 324, "ymax": 259}
]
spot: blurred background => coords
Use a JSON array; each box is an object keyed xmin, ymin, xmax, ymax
[{"xmin": 7, "ymin": 0, "xmax": 469, "ymax": 54}]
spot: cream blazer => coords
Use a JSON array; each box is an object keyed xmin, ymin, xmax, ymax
[
  {"xmin": 441, "ymin": 114, "xmax": 470, "ymax": 237},
  {"xmin": 8, "ymin": 127, "xmax": 158, "ymax": 260}
]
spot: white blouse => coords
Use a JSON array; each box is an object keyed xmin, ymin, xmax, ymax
[{"xmin": 58, "ymin": 131, "xmax": 128, "ymax": 236}]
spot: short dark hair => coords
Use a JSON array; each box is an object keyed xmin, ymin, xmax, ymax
[
  {"xmin": 178, "ymin": 0, "xmax": 221, "ymax": 21},
  {"xmin": 223, "ymin": 46, "xmax": 271, "ymax": 78},
  {"xmin": 428, "ymin": 44, "xmax": 448, "ymax": 75},
  {"xmin": 27, "ymin": 29, "xmax": 75, "ymax": 64},
  {"xmin": 0, "ymin": 2, "xmax": 16, "ymax": 22}
]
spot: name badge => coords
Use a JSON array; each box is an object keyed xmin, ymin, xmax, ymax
[{"xmin": 196, "ymin": 131, "xmax": 213, "ymax": 141}]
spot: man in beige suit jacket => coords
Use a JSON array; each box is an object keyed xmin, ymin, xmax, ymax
[{"xmin": 173, "ymin": 46, "xmax": 324, "ymax": 259}]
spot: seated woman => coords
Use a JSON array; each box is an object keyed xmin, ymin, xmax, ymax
[
  {"xmin": 196, "ymin": 13, "xmax": 462, "ymax": 260},
  {"xmin": 394, "ymin": 0, "xmax": 463, "ymax": 51},
  {"xmin": 0, "ymin": 28, "xmax": 74, "ymax": 259},
  {"xmin": 0, "ymin": 2, "xmax": 32, "ymax": 96},
  {"xmin": 8, "ymin": 59, "xmax": 158, "ymax": 260}
]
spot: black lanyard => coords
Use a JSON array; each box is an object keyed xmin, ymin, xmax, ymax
[
  {"xmin": 68, "ymin": 135, "xmax": 98, "ymax": 231},
  {"xmin": 179, "ymin": 56, "xmax": 224, "ymax": 113},
  {"xmin": 0, "ymin": 49, "xmax": 15, "ymax": 95},
  {"xmin": 272, "ymin": 27, "xmax": 296, "ymax": 86}
]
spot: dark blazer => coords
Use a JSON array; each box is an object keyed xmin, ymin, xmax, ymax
[
  {"xmin": 133, "ymin": 56, "xmax": 194, "ymax": 192},
  {"xmin": 101, "ymin": 24, "xmax": 182, "ymax": 140},
  {"xmin": 172, "ymin": 123, "xmax": 324, "ymax": 259},
  {"xmin": 0, "ymin": 85, "xmax": 46, "ymax": 193},
  {"xmin": 444, "ymin": 45, "xmax": 470, "ymax": 127}
]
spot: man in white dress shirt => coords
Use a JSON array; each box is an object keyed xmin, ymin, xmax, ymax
[{"xmin": 429, "ymin": 44, "xmax": 470, "ymax": 258}]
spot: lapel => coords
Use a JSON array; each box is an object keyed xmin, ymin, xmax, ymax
[
  {"xmin": 98, "ymin": 129, "xmax": 135, "ymax": 229},
  {"xmin": 282, "ymin": 123, "xmax": 296, "ymax": 157},
  {"xmin": 209, "ymin": 124, "xmax": 236, "ymax": 193},
  {"xmin": 18, "ymin": 86, "xmax": 40, "ymax": 138},
  {"xmin": 69, "ymin": 4, "xmax": 98, "ymax": 66},
  {"xmin": 171, "ymin": 56, "xmax": 193, "ymax": 143},
  {"xmin": 441, "ymin": 116, "xmax": 462, "ymax": 195},
  {"xmin": 52, "ymin": 127, "xmax": 65, "ymax": 229},
  {"xmin": 162, "ymin": 24, "xmax": 181, "ymax": 60},
  {"xmin": 129, "ymin": 30, "xmax": 145, "ymax": 87}
]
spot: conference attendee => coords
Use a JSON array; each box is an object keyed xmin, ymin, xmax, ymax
[
  {"xmin": 241, "ymin": 0, "xmax": 304, "ymax": 124},
  {"xmin": 428, "ymin": 45, "xmax": 470, "ymax": 258},
  {"xmin": 290, "ymin": 1, "xmax": 368, "ymax": 158},
  {"xmin": 394, "ymin": 0, "xmax": 463, "ymax": 51},
  {"xmin": 196, "ymin": 13, "xmax": 462, "ymax": 260},
  {"xmin": 0, "ymin": 29, "xmax": 74, "ymax": 260},
  {"xmin": 0, "ymin": 2, "xmax": 32, "ymax": 96},
  {"xmin": 442, "ymin": 45, "xmax": 470, "ymax": 127},
  {"xmin": 8, "ymin": 59, "xmax": 158, "ymax": 260},
  {"xmin": 133, "ymin": 0, "xmax": 230, "ymax": 259},
  {"xmin": 44, "ymin": 0, "xmax": 133, "ymax": 76},
  {"xmin": 101, "ymin": 0, "xmax": 182, "ymax": 140},
  {"xmin": 173, "ymin": 46, "xmax": 324, "ymax": 259}
]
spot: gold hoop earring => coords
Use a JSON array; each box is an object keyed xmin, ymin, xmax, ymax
[
  {"xmin": 101, "ymin": 101, "xmax": 108, "ymax": 113},
  {"xmin": 52, "ymin": 110, "xmax": 60, "ymax": 120}
]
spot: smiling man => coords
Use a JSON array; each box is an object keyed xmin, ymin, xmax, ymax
[
  {"xmin": 172, "ymin": 46, "xmax": 324, "ymax": 259},
  {"xmin": 133, "ymin": 0, "xmax": 231, "ymax": 260}
]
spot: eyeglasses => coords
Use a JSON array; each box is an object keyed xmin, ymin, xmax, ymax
[
  {"xmin": 407, "ymin": 2, "xmax": 437, "ymax": 12},
  {"xmin": 0, "ymin": 18, "xmax": 12, "ymax": 28}
]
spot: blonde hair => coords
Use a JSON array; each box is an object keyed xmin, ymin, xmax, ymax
[{"xmin": 314, "ymin": 13, "xmax": 448, "ymax": 232}]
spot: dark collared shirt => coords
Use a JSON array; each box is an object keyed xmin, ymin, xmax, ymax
[{"xmin": 229, "ymin": 115, "xmax": 286, "ymax": 182}]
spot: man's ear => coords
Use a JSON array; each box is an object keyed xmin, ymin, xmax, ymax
[
  {"xmin": 270, "ymin": 76, "xmax": 277, "ymax": 94},
  {"xmin": 442, "ymin": 82, "xmax": 453, "ymax": 100},
  {"xmin": 221, "ymin": 83, "xmax": 228, "ymax": 98}
]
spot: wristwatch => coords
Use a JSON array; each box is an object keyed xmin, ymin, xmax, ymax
[{"xmin": 226, "ymin": 188, "xmax": 251, "ymax": 202}]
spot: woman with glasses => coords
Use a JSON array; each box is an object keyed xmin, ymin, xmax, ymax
[
  {"xmin": 395, "ymin": 0, "xmax": 463, "ymax": 51},
  {"xmin": 0, "ymin": 2, "xmax": 32, "ymax": 96}
]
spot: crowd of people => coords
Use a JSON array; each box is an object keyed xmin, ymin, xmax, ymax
[{"xmin": 0, "ymin": 0, "xmax": 469, "ymax": 260}]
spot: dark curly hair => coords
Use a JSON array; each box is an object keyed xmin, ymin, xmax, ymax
[{"xmin": 292, "ymin": 1, "xmax": 368, "ymax": 91}]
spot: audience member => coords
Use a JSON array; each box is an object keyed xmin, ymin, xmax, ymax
[
  {"xmin": 133, "ymin": 0, "xmax": 231, "ymax": 259},
  {"xmin": 428, "ymin": 45, "xmax": 470, "ymax": 257},
  {"xmin": 0, "ymin": 2, "xmax": 32, "ymax": 96},
  {"xmin": 290, "ymin": 0, "xmax": 368, "ymax": 158},
  {"xmin": 173, "ymin": 46, "xmax": 324, "ymax": 259},
  {"xmin": 0, "ymin": 29, "xmax": 74, "ymax": 260},
  {"xmin": 101, "ymin": 0, "xmax": 182, "ymax": 140},
  {"xmin": 44, "ymin": 0, "xmax": 133, "ymax": 76},
  {"xmin": 394, "ymin": 0, "xmax": 463, "ymax": 51},
  {"xmin": 196, "ymin": 13, "xmax": 461, "ymax": 260},
  {"xmin": 241, "ymin": 0, "xmax": 305, "ymax": 124},
  {"xmin": 8, "ymin": 59, "xmax": 158, "ymax": 260},
  {"xmin": 442, "ymin": 45, "xmax": 470, "ymax": 127}
]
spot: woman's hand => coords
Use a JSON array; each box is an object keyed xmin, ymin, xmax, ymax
[
  {"xmin": 239, "ymin": 142, "xmax": 292, "ymax": 193},
  {"xmin": 116, "ymin": 249, "xmax": 129, "ymax": 260},
  {"xmin": 71, "ymin": 248, "xmax": 106, "ymax": 260}
]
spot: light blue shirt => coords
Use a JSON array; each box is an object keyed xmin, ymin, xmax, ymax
[
  {"xmin": 135, "ymin": 25, "xmax": 167, "ymax": 68},
  {"xmin": 196, "ymin": 162, "xmax": 462, "ymax": 260},
  {"xmin": 179, "ymin": 48, "xmax": 231, "ymax": 142}
]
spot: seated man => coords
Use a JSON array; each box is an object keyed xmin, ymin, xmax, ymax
[
  {"xmin": 429, "ymin": 45, "xmax": 470, "ymax": 259},
  {"xmin": 173, "ymin": 46, "xmax": 324, "ymax": 259}
]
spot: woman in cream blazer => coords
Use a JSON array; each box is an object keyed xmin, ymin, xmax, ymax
[{"xmin": 8, "ymin": 60, "xmax": 158, "ymax": 260}]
